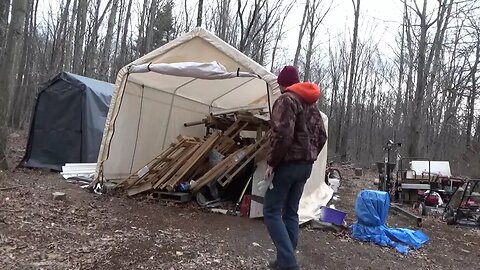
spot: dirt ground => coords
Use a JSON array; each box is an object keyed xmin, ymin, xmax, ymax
[{"xmin": 1, "ymin": 131, "xmax": 479, "ymax": 270}]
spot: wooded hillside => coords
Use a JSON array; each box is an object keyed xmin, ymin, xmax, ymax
[{"xmin": 1, "ymin": 0, "xmax": 479, "ymax": 175}]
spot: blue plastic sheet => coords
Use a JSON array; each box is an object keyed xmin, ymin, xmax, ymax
[{"xmin": 351, "ymin": 190, "xmax": 429, "ymax": 254}]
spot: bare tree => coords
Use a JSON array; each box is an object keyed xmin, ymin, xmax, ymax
[
  {"xmin": 64, "ymin": 0, "xmax": 78, "ymax": 71},
  {"xmin": 213, "ymin": 0, "xmax": 231, "ymax": 41},
  {"xmin": 236, "ymin": 0, "xmax": 266, "ymax": 54},
  {"xmin": 270, "ymin": 1, "xmax": 295, "ymax": 71},
  {"xmin": 144, "ymin": 0, "xmax": 158, "ymax": 54},
  {"xmin": 84, "ymin": 0, "xmax": 113, "ymax": 76},
  {"xmin": 393, "ymin": 8, "xmax": 406, "ymax": 140},
  {"xmin": 339, "ymin": 0, "xmax": 360, "ymax": 160},
  {"xmin": 197, "ymin": 0, "xmax": 204, "ymax": 27},
  {"xmin": 303, "ymin": 0, "xmax": 332, "ymax": 81},
  {"xmin": 9, "ymin": 0, "xmax": 34, "ymax": 129},
  {"xmin": 73, "ymin": 0, "xmax": 88, "ymax": 74},
  {"xmin": 119, "ymin": 0, "xmax": 133, "ymax": 67},
  {"xmin": 99, "ymin": 0, "xmax": 119, "ymax": 81},
  {"xmin": 48, "ymin": 0, "xmax": 72, "ymax": 73},
  {"xmin": 0, "ymin": 0, "xmax": 28, "ymax": 169},
  {"xmin": 466, "ymin": 26, "xmax": 479, "ymax": 149},
  {"xmin": 407, "ymin": 0, "xmax": 453, "ymax": 157},
  {"xmin": 293, "ymin": 0, "xmax": 310, "ymax": 67},
  {"xmin": 0, "ymin": 0, "xmax": 11, "ymax": 56}
]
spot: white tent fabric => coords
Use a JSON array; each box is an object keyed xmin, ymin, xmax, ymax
[
  {"xmin": 129, "ymin": 61, "xmax": 259, "ymax": 80},
  {"xmin": 298, "ymin": 113, "xmax": 333, "ymax": 224},
  {"xmin": 96, "ymin": 28, "xmax": 278, "ymax": 179},
  {"xmin": 96, "ymin": 27, "xmax": 330, "ymax": 223}
]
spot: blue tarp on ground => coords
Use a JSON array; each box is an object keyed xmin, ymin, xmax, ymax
[{"xmin": 351, "ymin": 190, "xmax": 429, "ymax": 254}]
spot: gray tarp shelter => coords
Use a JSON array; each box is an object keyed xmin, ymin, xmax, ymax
[{"xmin": 21, "ymin": 72, "xmax": 114, "ymax": 171}]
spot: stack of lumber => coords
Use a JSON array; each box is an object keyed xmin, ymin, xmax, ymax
[
  {"xmin": 117, "ymin": 113, "xmax": 269, "ymax": 197},
  {"xmin": 190, "ymin": 132, "xmax": 269, "ymax": 192}
]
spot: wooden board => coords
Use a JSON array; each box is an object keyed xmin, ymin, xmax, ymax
[
  {"xmin": 127, "ymin": 181, "xmax": 153, "ymax": 196},
  {"xmin": 190, "ymin": 147, "xmax": 249, "ymax": 193},
  {"xmin": 124, "ymin": 140, "xmax": 194, "ymax": 189},
  {"xmin": 217, "ymin": 142, "xmax": 268, "ymax": 187},
  {"xmin": 162, "ymin": 132, "xmax": 221, "ymax": 191},
  {"xmin": 154, "ymin": 144, "xmax": 201, "ymax": 189},
  {"xmin": 115, "ymin": 138, "xmax": 187, "ymax": 188}
]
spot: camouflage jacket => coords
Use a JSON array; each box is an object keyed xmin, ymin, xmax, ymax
[{"xmin": 267, "ymin": 85, "xmax": 327, "ymax": 168}]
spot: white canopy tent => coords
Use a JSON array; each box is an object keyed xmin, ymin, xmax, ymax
[{"xmin": 95, "ymin": 28, "xmax": 332, "ymax": 223}]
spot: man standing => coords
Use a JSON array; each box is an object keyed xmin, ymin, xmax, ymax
[{"xmin": 264, "ymin": 66, "xmax": 327, "ymax": 270}]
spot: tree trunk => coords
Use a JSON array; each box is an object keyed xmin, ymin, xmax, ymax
[
  {"xmin": 119, "ymin": 0, "xmax": 133, "ymax": 66},
  {"xmin": 0, "ymin": 0, "xmax": 11, "ymax": 55},
  {"xmin": 197, "ymin": 0, "xmax": 204, "ymax": 27},
  {"xmin": 339, "ymin": 0, "xmax": 360, "ymax": 160},
  {"xmin": 0, "ymin": 0, "xmax": 27, "ymax": 169},
  {"xmin": 237, "ymin": 0, "xmax": 265, "ymax": 54},
  {"xmin": 466, "ymin": 38, "xmax": 479, "ymax": 149},
  {"xmin": 49, "ymin": 0, "xmax": 72, "ymax": 73},
  {"xmin": 73, "ymin": 0, "xmax": 88, "ymax": 74},
  {"xmin": 10, "ymin": 0, "xmax": 32, "ymax": 129},
  {"xmin": 84, "ymin": 0, "xmax": 112, "ymax": 77},
  {"xmin": 145, "ymin": 0, "xmax": 157, "ymax": 54},
  {"xmin": 408, "ymin": 0, "xmax": 428, "ymax": 157},
  {"xmin": 21, "ymin": 0, "xmax": 39, "ymax": 129},
  {"xmin": 270, "ymin": 2, "xmax": 293, "ymax": 71},
  {"xmin": 64, "ymin": 0, "xmax": 78, "ymax": 71},
  {"xmin": 18, "ymin": 0, "xmax": 36, "ymax": 130},
  {"xmin": 293, "ymin": 0, "xmax": 310, "ymax": 67},
  {"xmin": 100, "ymin": 0, "xmax": 118, "ymax": 81},
  {"xmin": 138, "ymin": 0, "xmax": 148, "ymax": 56},
  {"xmin": 84, "ymin": 0, "xmax": 102, "ymax": 77},
  {"xmin": 393, "ymin": 8, "xmax": 406, "ymax": 141},
  {"xmin": 475, "ymin": 113, "xmax": 480, "ymax": 144},
  {"xmin": 111, "ymin": 0, "xmax": 125, "ymax": 81},
  {"xmin": 217, "ymin": 0, "xmax": 230, "ymax": 41},
  {"xmin": 304, "ymin": 0, "xmax": 332, "ymax": 81},
  {"xmin": 335, "ymin": 41, "xmax": 350, "ymax": 154}
]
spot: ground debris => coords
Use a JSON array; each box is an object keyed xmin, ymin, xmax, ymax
[{"xmin": 2, "ymin": 132, "xmax": 480, "ymax": 270}]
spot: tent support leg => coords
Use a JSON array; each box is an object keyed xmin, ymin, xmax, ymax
[{"xmin": 161, "ymin": 78, "xmax": 198, "ymax": 149}]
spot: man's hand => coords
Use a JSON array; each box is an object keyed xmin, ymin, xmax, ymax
[
  {"xmin": 258, "ymin": 165, "xmax": 275, "ymax": 194},
  {"xmin": 265, "ymin": 165, "xmax": 274, "ymax": 179}
]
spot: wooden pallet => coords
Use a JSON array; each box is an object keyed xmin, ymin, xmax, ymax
[
  {"xmin": 120, "ymin": 136, "xmax": 201, "ymax": 196},
  {"xmin": 190, "ymin": 146, "xmax": 250, "ymax": 193},
  {"xmin": 115, "ymin": 136, "xmax": 197, "ymax": 189},
  {"xmin": 161, "ymin": 131, "xmax": 221, "ymax": 191},
  {"xmin": 118, "ymin": 112, "xmax": 270, "ymax": 197},
  {"xmin": 152, "ymin": 191, "xmax": 192, "ymax": 203},
  {"xmin": 216, "ymin": 137, "xmax": 268, "ymax": 187}
]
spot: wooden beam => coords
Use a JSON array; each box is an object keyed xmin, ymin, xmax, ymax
[{"xmin": 127, "ymin": 182, "xmax": 153, "ymax": 196}]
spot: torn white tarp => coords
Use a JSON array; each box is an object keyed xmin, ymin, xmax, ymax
[
  {"xmin": 61, "ymin": 163, "xmax": 97, "ymax": 180},
  {"xmin": 128, "ymin": 61, "xmax": 259, "ymax": 80}
]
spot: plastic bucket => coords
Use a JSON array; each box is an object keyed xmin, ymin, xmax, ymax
[{"xmin": 320, "ymin": 206, "xmax": 347, "ymax": 226}]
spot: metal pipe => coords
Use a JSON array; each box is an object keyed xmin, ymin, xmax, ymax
[
  {"xmin": 183, "ymin": 120, "xmax": 207, "ymax": 127},
  {"xmin": 210, "ymin": 104, "xmax": 267, "ymax": 116}
]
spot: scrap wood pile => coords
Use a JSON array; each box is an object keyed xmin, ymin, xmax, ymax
[{"xmin": 115, "ymin": 111, "xmax": 269, "ymax": 197}]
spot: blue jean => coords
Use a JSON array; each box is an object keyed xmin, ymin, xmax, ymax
[{"xmin": 263, "ymin": 163, "xmax": 313, "ymax": 269}]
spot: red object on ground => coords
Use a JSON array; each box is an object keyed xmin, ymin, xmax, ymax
[
  {"xmin": 425, "ymin": 195, "xmax": 439, "ymax": 206},
  {"xmin": 240, "ymin": 195, "xmax": 251, "ymax": 217}
]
